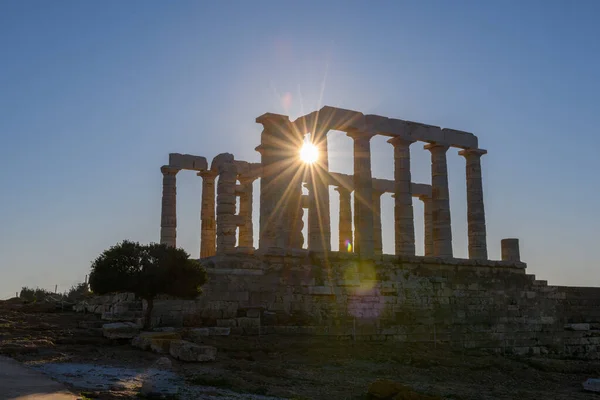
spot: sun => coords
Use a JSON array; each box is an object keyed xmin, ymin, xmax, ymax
[{"xmin": 300, "ymin": 142, "xmax": 319, "ymax": 164}]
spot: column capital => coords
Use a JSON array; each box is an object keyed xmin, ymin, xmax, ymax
[
  {"xmin": 161, "ymin": 165, "xmax": 180, "ymax": 175},
  {"xmin": 423, "ymin": 143, "xmax": 450, "ymax": 152},
  {"xmin": 458, "ymin": 148, "xmax": 487, "ymax": 158},
  {"xmin": 346, "ymin": 129, "xmax": 376, "ymax": 141},
  {"xmin": 387, "ymin": 135, "xmax": 416, "ymax": 147},
  {"xmin": 197, "ymin": 169, "xmax": 218, "ymax": 178},
  {"xmin": 334, "ymin": 186, "xmax": 352, "ymax": 194}
]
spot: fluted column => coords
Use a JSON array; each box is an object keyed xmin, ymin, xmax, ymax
[
  {"xmin": 160, "ymin": 166, "xmax": 180, "ymax": 247},
  {"xmin": 459, "ymin": 148, "xmax": 488, "ymax": 260},
  {"xmin": 198, "ymin": 170, "xmax": 217, "ymax": 257},
  {"xmin": 307, "ymin": 130, "xmax": 331, "ymax": 252},
  {"xmin": 424, "ymin": 143, "xmax": 453, "ymax": 258},
  {"xmin": 388, "ymin": 136, "xmax": 416, "ymax": 255},
  {"xmin": 372, "ymin": 190, "xmax": 384, "ymax": 255},
  {"xmin": 256, "ymin": 113, "xmax": 304, "ymax": 250},
  {"xmin": 238, "ymin": 177, "xmax": 255, "ymax": 248},
  {"xmin": 216, "ymin": 160, "xmax": 238, "ymax": 254},
  {"xmin": 347, "ymin": 130, "xmax": 375, "ymax": 258},
  {"xmin": 335, "ymin": 186, "xmax": 353, "ymax": 252},
  {"xmin": 419, "ymin": 194, "xmax": 434, "ymax": 256}
]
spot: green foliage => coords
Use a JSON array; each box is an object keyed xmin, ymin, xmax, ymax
[
  {"xmin": 88, "ymin": 240, "xmax": 207, "ymax": 327},
  {"xmin": 19, "ymin": 287, "xmax": 54, "ymax": 302}
]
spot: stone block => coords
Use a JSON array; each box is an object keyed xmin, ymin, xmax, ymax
[
  {"xmin": 216, "ymin": 319, "xmax": 237, "ymax": 328},
  {"xmin": 131, "ymin": 331, "xmax": 181, "ymax": 351},
  {"xmin": 103, "ymin": 322, "xmax": 140, "ymax": 339},
  {"xmin": 169, "ymin": 153, "xmax": 208, "ymax": 171},
  {"xmin": 237, "ymin": 317, "xmax": 260, "ymax": 329},
  {"xmin": 208, "ymin": 327, "xmax": 231, "ymax": 336},
  {"xmin": 565, "ymin": 323, "xmax": 590, "ymax": 331},
  {"xmin": 583, "ymin": 378, "xmax": 600, "ymax": 393},
  {"xmin": 169, "ymin": 340, "xmax": 217, "ymax": 362}
]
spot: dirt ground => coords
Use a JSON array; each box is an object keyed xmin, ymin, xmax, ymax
[{"xmin": 0, "ymin": 300, "xmax": 599, "ymax": 400}]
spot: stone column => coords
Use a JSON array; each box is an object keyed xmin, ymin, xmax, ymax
[
  {"xmin": 335, "ymin": 186, "xmax": 353, "ymax": 252},
  {"xmin": 307, "ymin": 129, "xmax": 331, "ymax": 252},
  {"xmin": 424, "ymin": 143, "xmax": 453, "ymax": 258},
  {"xmin": 347, "ymin": 130, "xmax": 375, "ymax": 257},
  {"xmin": 459, "ymin": 148, "xmax": 488, "ymax": 260},
  {"xmin": 388, "ymin": 137, "xmax": 416, "ymax": 255},
  {"xmin": 501, "ymin": 238, "xmax": 520, "ymax": 262},
  {"xmin": 238, "ymin": 177, "xmax": 254, "ymax": 248},
  {"xmin": 372, "ymin": 190, "xmax": 384, "ymax": 255},
  {"xmin": 160, "ymin": 166, "xmax": 179, "ymax": 247},
  {"xmin": 198, "ymin": 170, "xmax": 217, "ymax": 258},
  {"xmin": 256, "ymin": 113, "xmax": 304, "ymax": 250},
  {"xmin": 216, "ymin": 159, "xmax": 238, "ymax": 254},
  {"xmin": 419, "ymin": 194, "xmax": 434, "ymax": 256}
]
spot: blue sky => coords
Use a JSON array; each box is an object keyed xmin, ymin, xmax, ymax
[{"xmin": 1, "ymin": 0, "xmax": 599, "ymax": 297}]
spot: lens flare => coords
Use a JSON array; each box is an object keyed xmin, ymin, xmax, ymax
[
  {"xmin": 345, "ymin": 239, "xmax": 352, "ymax": 252},
  {"xmin": 300, "ymin": 142, "xmax": 319, "ymax": 164}
]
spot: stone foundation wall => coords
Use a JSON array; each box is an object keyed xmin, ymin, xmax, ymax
[
  {"xmin": 74, "ymin": 292, "xmax": 142, "ymax": 321},
  {"xmin": 148, "ymin": 252, "xmax": 600, "ymax": 359}
]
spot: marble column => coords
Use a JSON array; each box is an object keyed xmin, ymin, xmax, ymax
[
  {"xmin": 216, "ymin": 160, "xmax": 238, "ymax": 254},
  {"xmin": 459, "ymin": 148, "xmax": 488, "ymax": 260},
  {"xmin": 347, "ymin": 130, "xmax": 375, "ymax": 257},
  {"xmin": 388, "ymin": 137, "xmax": 416, "ymax": 256},
  {"xmin": 335, "ymin": 186, "xmax": 353, "ymax": 252},
  {"xmin": 256, "ymin": 113, "xmax": 304, "ymax": 250},
  {"xmin": 372, "ymin": 190, "xmax": 384, "ymax": 255},
  {"xmin": 307, "ymin": 129, "xmax": 331, "ymax": 252},
  {"xmin": 424, "ymin": 143, "xmax": 453, "ymax": 258},
  {"xmin": 238, "ymin": 177, "xmax": 254, "ymax": 248},
  {"xmin": 501, "ymin": 238, "xmax": 520, "ymax": 262},
  {"xmin": 198, "ymin": 170, "xmax": 217, "ymax": 258},
  {"xmin": 160, "ymin": 166, "xmax": 179, "ymax": 247},
  {"xmin": 419, "ymin": 194, "xmax": 434, "ymax": 256}
]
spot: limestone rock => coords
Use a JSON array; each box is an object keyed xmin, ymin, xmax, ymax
[
  {"xmin": 132, "ymin": 331, "xmax": 181, "ymax": 353},
  {"xmin": 583, "ymin": 378, "xmax": 600, "ymax": 393},
  {"xmin": 102, "ymin": 322, "xmax": 139, "ymax": 339},
  {"xmin": 169, "ymin": 340, "xmax": 217, "ymax": 362}
]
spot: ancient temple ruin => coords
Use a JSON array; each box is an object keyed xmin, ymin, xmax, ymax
[
  {"xmin": 152, "ymin": 106, "xmax": 599, "ymax": 359},
  {"xmin": 159, "ymin": 106, "xmax": 519, "ymax": 262}
]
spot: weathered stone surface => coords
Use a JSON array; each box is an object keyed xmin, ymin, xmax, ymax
[
  {"xmin": 424, "ymin": 143, "xmax": 452, "ymax": 258},
  {"xmin": 131, "ymin": 331, "xmax": 181, "ymax": 351},
  {"xmin": 140, "ymin": 357, "xmax": 177, "ymax": 397},
  {"xmin": 103, "ymin": 322, "xmax": 139, "ymax": 339},
  {"xmin": 459, "ymin": 148, "xmax": 488, "ymax": 260},
  {"xmin": 169, "ymin": 340, "xmax": 217, "ymax": 362},
  {"xmin": 583, "ymin": 378, "xmax": 600, "ymax": 393}
]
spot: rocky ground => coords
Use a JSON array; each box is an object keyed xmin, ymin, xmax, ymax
[{"xmin": 0, "ymin": 299, "xmax": 599, "ymax": 399}]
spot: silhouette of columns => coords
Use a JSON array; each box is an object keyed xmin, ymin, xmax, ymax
[
  {"xmin": 216, "ymin": 159, "xmax": 238, "ymax": 254},
  {"xmin": 335, "ymin": 186, "xmax": 353, "ymax": 252},
  {"xmin": 307, "ymin": 130, "xmax": 331, "ymax": 252},
  {"xmin": 388, "ymin": 136, "xmax": 416, "ymax": 256},
  {"xmin": 372, "ymin": 190, "xmax": 384, "ymax": 256},
  {"xmin": 238, "ymin": 177, "xmax": 255, "ymax": 248},
  {"xmin": 198, "ymin": 169, "xmax": 217, "ymax": 257},
  {"xmin": 160, "ymin": 166, "xmax": 180, "ymax": 247},
  {"xmin": 459, "ymin": 148, "xmax": 488, "ymax": 260},
  {"xmin": 347, "ymin": 130, "xmax": 375, "ymax": 258},
  {"xmin": 419, "ymin": 194, "xmax": 434, "ymax": 256},
  {"xmin": 256, "ymin": 113, "xmax": 303, "ymax": 250},
  {"xmin": 424, "ymin": 143, "xmax": 453, "ymax": 258}
]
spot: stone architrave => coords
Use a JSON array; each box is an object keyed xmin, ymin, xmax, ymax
[
  {"xmin": 372, "ymin": 190, "xmax": 384, "ymax": 255},
  {"xmin": 418, "ymin": 194, "xmax": 434, "ymax": 256},
  {"xmin": 307, "ymin": 126, "xmax": 332, "ymax": 252},
  {"xmin": 216, "ymin": 157, "xmax": 238, "ymax": 254},
  {"xmin": 160, "ymin": 166, "xmax": 180, "ymax": 247},
  {"xmin": 459, "ymin": 148, "xmax": 488, "ymax": 260},
  {"xmin": 335, "ymin": 186, "xmax": 353, "ymax": 252},
  {"xmin": 238, "ymin": 177, "xmax": 255, "ymax": 248},
  {"xmin": 198, "ymin": 170, "xmax": 217, "ymax": 258},
  {"xmin": 347, "ymin": 130, "xmax": 375, "ymax": 258},
  {"xmin": 388, "ymin": 136, "xmax": 416, "ymax": 256},
  {"xmin": 424, "ymin": 143, "xmax": 453, "ymax": 258}
]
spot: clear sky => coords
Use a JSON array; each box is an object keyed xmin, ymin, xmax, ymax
[{"xmin": 1, "ymin": 0, "xmax": 599, "ymax": 298}]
